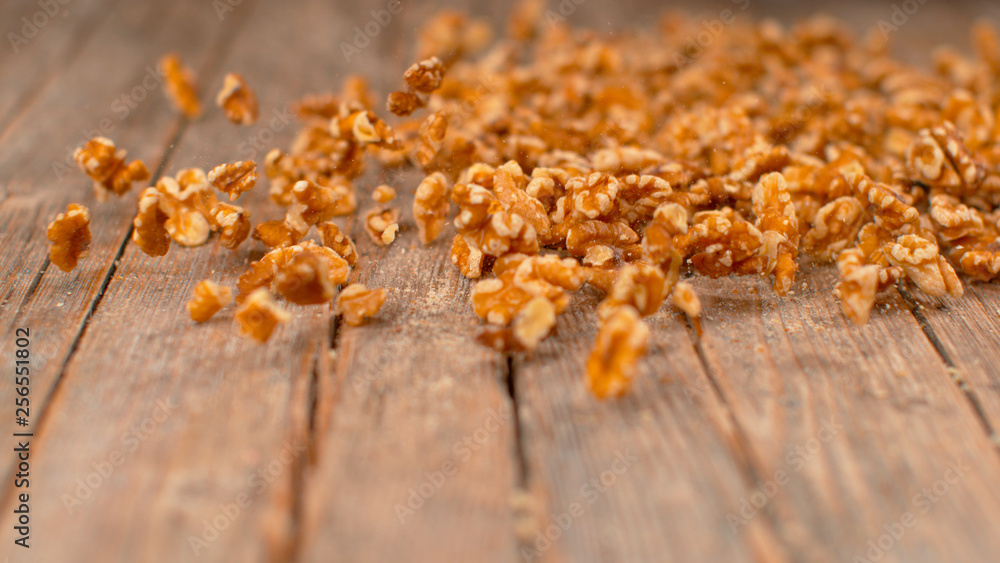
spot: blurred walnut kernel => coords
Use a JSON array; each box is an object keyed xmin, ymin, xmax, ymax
[
  {"xmin": 235, "ymin": 288, "xmax": 290, "ymax": 342},
  {"xmin": 216, "ymin": 73, "xmax": 259, "ymax": 125},
  {"xmin": 587, "ymin": 306, "xmax": 649, "ymax": 400},
  {"xmin": 187, "ymin": 280, "xmax": 232, "ymax": 323},
  {"xmin": 160, "ymin": 53, "xmax": 201, "ymax": 118},
  {"xmin": 72, "ymin": 137, "xmax": 150, "ymax": 201},
  {"xmin": 47, "ymin": 204, "xmax": 91, "ymax": 272},
  {"xmin": 337, "ymin": 284, "xmax": 388, "ymax": 326}
]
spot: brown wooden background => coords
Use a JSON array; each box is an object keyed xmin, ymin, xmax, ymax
[{"xmin": 2, "ymin": 0, "xmax": 1000, "ymax": 561}]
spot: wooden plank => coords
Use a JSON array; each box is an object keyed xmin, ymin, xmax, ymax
[
  {"xmin": 512, "ymin": 288, "xmax": 787, "ymax": 562},
  {"xmin": 0, "ymin": 0, "xmax": 237, "ymax": 492},
  {"xmin": 0, "ymin": 0, "xmax": 121, "ymax": 139},
  {"xmin": 903, "ymin": 283, "xmax": 1000, "ymax": 442},
  {"xmin": 690, "ymin": 262, "xmax": 1000, "ymax": 562},
  {"xmin": 299, "ymin": 175, "xmax": 521, "ymax": 562}
]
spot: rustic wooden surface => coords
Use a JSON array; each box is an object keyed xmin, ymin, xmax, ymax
[{"xmin": 2, "ymin": 1, "xmax": 1000, "ymax": 562}]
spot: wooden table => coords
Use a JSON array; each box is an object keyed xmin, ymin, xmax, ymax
[{"xmin": 2, "ymin": 1, "xmax": 1000, "ymax": 561}]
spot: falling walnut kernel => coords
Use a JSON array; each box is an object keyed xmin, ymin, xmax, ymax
[
  {"xmin": 414, "ymin": 172, "xmax": 451, "ymax": 244},
  {"xmin": 210, "ymin": 203, "xmax": 252, "ymax": 250},
  {"xmin": 598, "ymin": 263, "xmax": 667, "ymax": 319},
  {"xmin": 450, "ymin": 234, "xmax": 485, "ymax": 278},
  {"xmin": 372, "ymin": 184, "xmax": 396, "ymax": 203},
  {"xmin": 404, "ymin": 56, "xmax": 446, "ymax": 93},
  {"xmin": 72, "ymin": 137, "xmax": 150, "ymax": 200},
  {"xmin": 337, "ymin": 284, "xmax": 388, "ymax": 326},
  {"xmin": 387, "ymin": 90, "xmax": 423, "ymax": 117},
  {"xmin": 160, "ymin": 53, "xmax": 201, "ymax": 118},
  {"xmin": 235, "ymin": 288, "xmax": 290, "ymax": 342},
  {"xmin": 586, "ymin": 306, "xmax": 649, "ymax": 400},
  {"xmin": 46, "ymin": 204, "xmax": 91, "ymax": 272},
  {"xmin": 252, "ymin": 219, "xmax": 306, "ymax": 249},
  {"xmin": 672, "ymin": 281, "xmax": 701, "ymax": 318},
  {"xmin": 187, "ymin": 280, "xmax": 232, "ymax": 323},
  {"xmin": 216, "ymin": 73, "xmax": 259, "ymax": 125},
  {"xmin": 132, "ymin": 188, "xmax": 171, "ymax": 257},
  {"xmin": 208, "ymin": 161, "xmax": 257, "ymax": 201},
  {"xmin": 364, "ymin": 208, "xmax": 401, "ymax": 246},
  {"xmin": 834, "ymin": 249, "xmax": 880, "ymax": 325},
  {"xmin": 512, "ymin": 296, "xmax": 556, "ymax": 352},
  {"xmin": 274, "ymin": 251, "xmax": 335, "ymax": 305}
]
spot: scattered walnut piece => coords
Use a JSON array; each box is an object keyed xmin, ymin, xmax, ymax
[
  {"xmin": 803, "ymin": 196, "xmax": 865, "ymax": 261},
  {"xmin": 365, "ymin": 208, "xmax": 401, "ymax": 246},
  {"xmin": 450, "ymin": 234, "xmax": 485, "ymax": 278},
  {"xmin": 160, "ymin": 53, "xmax": 201, "ymax": 118},
  {"xmin": 187, "ymin": 280, "xmax": 232, "ymax": 323},
  {"xmin": 72, "ymin": 137, "xmax": 150, "ymax": 200},
  {"xmin": 132, "ymin": 188, "xmax": 171, "ymax": 257},
  {"xmin": 208, "ymin": 161, "xmax": 257, "ymax": 201},
  {"xmin": 752, "ymin": 172, "xmax": 799, "ymax": 295},
  {"xmin": 414, "ymin": 172, "xmax": 451, "ymax": 244},
  {"xmin": 599, "ymin": 263, "xmax": 667, "ymax": 318},
  {"xmin": 834, "ymin": 249, "xmax": 880, "ymax": 325},
  {"xmin": 210, "ymin": 203, "xmax": 252, "ymax": 250},
  {"xmin": 404, "ymin": 56, "xmax": 446, "ymax": 93},
  {"xmin": 387, "ymin": 90, "xmax": 423, "ymax": 117},
  {"xmin": 512, "ymin": 296, "xmax": 557, "ymax": 351},
  {"xmin": 586, "ymin": 306, "xmax": 649, "ymax": 399},
  {"xmin": 318, "ymin": 222, "xmax": 359, "ymax": 266},
  {"xmin": 372, "ymin": 184, "xmax": 396, "ymax": 203},
  {"xmin": 337, "ymin": 284, "xmax": 388, "ymax": 326},
  {"xmin": 47, "ymin": 204, "xmax": 91, "ymax": 272},
  {"xmin": 216, "ymin": 73, "xmax": 259, "ymax": 125},
  {"xmin": 252, "ymin": 219, "xmax": 307, "ymax": 249},
  {"xmin": 274, "ymin": 251, "xmax": 335, "ymax": 305},
  {"xmin": 672, "ymin": 281, "xmax": 701, "ymax": 318},
  {"xmin": 235, "ymin": 288, "xmax": 290, "ymax": 342},
  {"xmin": 885, "ymin": 234, "xmax": 963, "ymax": 298}
]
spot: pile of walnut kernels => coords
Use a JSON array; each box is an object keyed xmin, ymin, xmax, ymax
[{"xmin": 47, "ymin": 8, "xmax": 1000, "ymax": 398}]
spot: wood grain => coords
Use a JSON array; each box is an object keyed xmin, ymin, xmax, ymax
[
  {"xmin": 513, "ymin": 289, "xmax": 788, "ymax": 563},
  {"xmin": 0, "ymin": 0, "xmax": 238, "ymax": 500},
  {"xmin": 690, "ymin": 263, "xmax": 1000, "ymax": 562}
]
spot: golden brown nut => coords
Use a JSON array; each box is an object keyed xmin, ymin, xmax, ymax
[
  {"xmin": 885, "ymin": 235, "xmax": 963, "ymax": 298},
  {"xmin": 364, "ymin": 208, "xmax": 401, "ymax": 246},
  {"xmin": 208, "ymin": 160, "xmax": 257, "ymax": 201},
  {"xmin": 403, "ymin": 56, "xmax": 446, "ymax": 93},
  {"xmin": 846, "ymin": 174, "xmax": 919, "ymax": 233},
  {"xmin": 216, "ymin": 73, "xmax": 259, "ymax": 125},
  {"xmin": 450, "ymin": 234, "xmax": 485, "ymax": 278},
  {"xmin": 160, "ymin": 53, "xmax": 201, "ymax": 118},
  {"xmin": 132, "ymin": 188, "xmax": 171, "ymax": 257},
  {"xmin": 210, "ymin": 203, "xmax": 252, "ymax": 250},
  {"xmin": 274, "ymin": 251, "xmax": 335, "ymax": 305},
  {"xmin": 586, "ymin": 306, "xmax": 649, "ymax": 399},
  {"xmin": 187, "ymin": 280, "xmax": 232, "ymax": 323},
  {"xmin": 413, "ymin": 172, "xmax": 451, "ymax": 245},
  {"xmin": 252, "ymin": 219, "xmax": 307, "ymax": 249},
  {"xmin": 672, "ymin": 281, "xmax": 701, "ymax": 318},
  {"xmin": 337, "ymin": 284, "xmax": 388, "ymax": 326},
  {"xmin": 372, "ymin": 184, "xmax": 396, "ymax": 203},
  {"xmin": 387, "ymin": 90, "xmax": 423, "ymax": 116},
  {"xmin": 47, "ymin": 204, "xmax": 91, "ymax": 272},
  {"xmin": 752, "ymin": 172, "xmax": 799, "ymax": 295},
  {"xmin": 72, "ymin": 137, "xmax": 150, "ymax": 200},
  {"xmin": 318, "ymin": 222, "xmax": 358, "ymax": 266},
  {"xmin": 235, "ymin": 288, "xmax": 290, "ymax": 342},
  {"xmin": 802, "ymin": 197, "xmax": 865, "ymax": 260},
  {"xmin": 512, "ymin": 296, "xmax": 557, "ymax": 352},
  {"xmin": 599, "ymin": 263, "xmax": 667, "ymax": 319},
  {"xmin": 834, "ymin": 248, "xmax": 880, "ymax": 325},
  {"xmin": 493, "ymin": 161, "xmax": 550, "ymax": 240}
]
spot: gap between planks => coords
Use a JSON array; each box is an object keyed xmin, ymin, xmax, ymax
[{"xmin": 0, "ymin": 0, "xmax": 260, "ymax": 521}]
